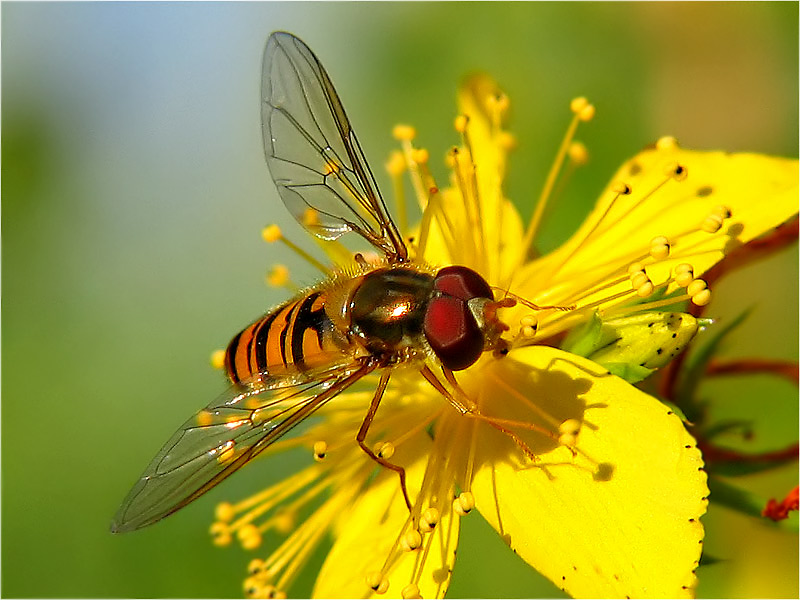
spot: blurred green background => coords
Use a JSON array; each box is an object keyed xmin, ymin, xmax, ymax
[{"xmin": 3, "ymin": 2, "xmax": 797, "ymax": 598}]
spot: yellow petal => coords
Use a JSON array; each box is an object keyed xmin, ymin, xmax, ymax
[
  {"xmin": 313, "ymin": 432, "xmax": 459, "ymax": 599},
  {"xmin": 517, "ymin": 147, "xmax": 798, "ymax": 331},
  {"xmin": 466, "ymin": 346, "xmax": 708, "ymax": 598}
]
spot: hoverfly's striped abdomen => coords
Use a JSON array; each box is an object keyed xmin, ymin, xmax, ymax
[{"xmin": 224, "ymin": 291, "xmax": 347, "ymax": 384}]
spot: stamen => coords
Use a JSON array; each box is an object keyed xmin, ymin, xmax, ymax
[
  {"xmin": 386, "ymin": 150, "xmax": 409, "ymax": 236},
  {"xmin": 312, "ymin": 440, "xmax": 327, "ymax": 462},
  {"xmin": 449, "ymin": 146, "xmax": 485, "ymax": 271},
  {"xmin": 453, "ymin": 491, "xmax": 475, "ymax": 516},
  {"xmin": 568, "ymin": 141, "xmax": 589, "ymax": 166},
  {"xmin": 366, "ymin": 571, "xmax": 390, "ymax": 594},
  {"xmin": 216, "ymin": 501, "xmax": 235, "ymax": 523},
  {"xmin": 392, "ymin": 124, "xmax": 416, "ymax": 141},
  {"xmin": 375, "ymin": 441, "xmax": 396, "ymax": 460},
  {"xmin": 649, "ymin": 235, "xmax": 671, "ymax": 260},
  {"xmin": 558, "ymin": 419, "xmax": 581, "ymax": 446},
  {"xmin": 210, "ymin": 349, "xmax": 226, "ymax": 370},
  {"xmin": 419, "ymin": 507, "xmax": 440, "ymax": 533},
  {"xmin": 210, "ymin": 522, "xmax": 232, "ymax": 546},
  {"xmin": 674, "ymin": 263, "xmax": 694, "ymax": 288},
  {"xmin": 402, "ymin": 583, "xmax": 422, "ymax": 599},
  {"xmin": 401, "ymin": 529, "xmax": 423, "ymax": 552},
  {"xmin": 266, "ymin": 264, "xmax": 297, "ymax": 291},
  {"xmin": 261, "ymin": 225, "xmax": 330, "ymax": 275},
  {"xmin": 687, "ymin": 278, "xmax": 712, "ymax": 306},
  {"xmin": 247, "ymin": 558, "xmax": 265, "ymax": 576},
  {"xmin": 237, "ymin": 523, "xmax": 262, "ymax": 550},
  {"xmin": 519, "ymin": 97, "xmax": 596, "ymax": 268}
]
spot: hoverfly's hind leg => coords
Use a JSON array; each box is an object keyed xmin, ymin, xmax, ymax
[
  {"xmin": 419, "ymin": 365, "xmax": 555, "ymax": 462},
  {"xmin": 356, "ymin": 370, "xmax": 412, "ymax": 510}
]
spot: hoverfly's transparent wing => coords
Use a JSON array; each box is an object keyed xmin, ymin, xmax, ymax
[
  {"xmin": 111, "ymin": 359, "xmax": 375, "ymax": 532},
  {"xmin": 262, "ymin": 32, "xmax": 407, "ymax": 261}
]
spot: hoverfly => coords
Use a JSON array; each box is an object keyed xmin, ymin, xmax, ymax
[{"xmin": 112, "ymin": 31, "xmax": 515, "ymax": 533}]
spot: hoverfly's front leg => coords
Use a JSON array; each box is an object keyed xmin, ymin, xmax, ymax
[
  {"xmin": 356, "ymin": 370, "xmax": 412, "ymax": 510},
  {"xmin": 419, "ymin": 365, "xmax": 554, "ymax": 461}
]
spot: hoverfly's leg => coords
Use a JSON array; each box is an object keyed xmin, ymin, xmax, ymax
[
  {"xmin": 419, "ymin": 365, "xmax": 553, "ymax": 461},
  {"xmin": 356, "ymin": 371, "xmax": 412, "ymax": 510}
]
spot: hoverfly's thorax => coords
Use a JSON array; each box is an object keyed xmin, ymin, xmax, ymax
[{"xmin": 348, "ymin": 267, "xmax": 435, "ymax": 357}]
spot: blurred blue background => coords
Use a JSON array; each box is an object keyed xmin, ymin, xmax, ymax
[{"xmin": 3, "ymin": 3, "xmax": 797, "ymax": 598}]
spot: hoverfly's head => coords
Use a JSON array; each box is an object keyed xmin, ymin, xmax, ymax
[{"xmin": 423, "ymin": 266, "xmax": 513, "ymax": 371}]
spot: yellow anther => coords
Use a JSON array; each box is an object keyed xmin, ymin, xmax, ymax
[
  {"xmin": 649, "ymin": 235, "xmax": 671, "ymax": 260},
  {"xmin": 266, "ymin": 264, "xmax": 290, "ymax": 287},
  {"xmin": 237, "ymin": 523, "xmax": 262, "ymax": 550},
  {"xmin": 410, "ymin": 148, "xmax": 430, "ymax": 165},
  {"xmin": 272, "ymin": 510, "xmax": 295, "ymax": 534},
  {"xmin": 520, "ymin": 314, "xmax": 538, "ymax": 327},
  {"xmin": 302, "ymin": 207, "xmax": 319, "ymax": 227},
  {"xmin": 497, "ymin": 131, "xmax": 517, "ymax": 150},
  {"xmin": 444, "ymin": 150, "xmax": 457, "ymax": 169},
  {"xmin": 675, "ymin": 271, "xmax": 695, "ymax": 288},
  {"xmin": 631, "ymin": 271, "xmax": 650, "ymax": 290},
  {"xmin": 392, "ymin": 124, "xmax": 416, "ymax": 141},
  {"xmin": 376, "ymin": 441, "xmax": 395, "ymax": 460},
  {"xmin": 713, "ymin": 205, "xmax": 732, "ymax": 219},
  {"xmin": 215, "ymin": 501, "xmax": 235, "ymax": 523},
  {"xmin": 663, "ymin": 162, "xmax": 688, "ymax": 181},
  {"xmin": 701, "ymin": 213, "xmax": 724, "ymax": 233},
  {"xmin": 691, "ymin": 288, "xmax": 712, "ymax": 306},
  {"xmin": 687, "ymin": 278, "xmax": 708, "ymax": 297},
  {"xmin": 402, "ymin": 529, "xmax": 423, "ymax": 551},
  {"xmin": 612, "ymin": 181, "xmax": 632, "ymax": 195},
  {"xmin": 559, "ymin": 419, "xmax": 581, "ymax": 436},
  {"xmin": 247, "ymin": 558, "xmax": 265, "ymax": 576},
  {"xmin": 675, "ymin": 262, "xmax": 693, "ymax": 274},
  {"xmin": 636, "ymin": 281, "xmax": 655, "ymax": 298},
  {"xmin": 262, "ymin": 224, "xmax": 282, "ymax": 243},
  {"xmin": 487, "ymin": 92, "xmax": 510, "ymax": 115},
  {"xmin": 454, "ymin": 491, "xmax": 475, "ymax": 516},
  {"xmin": 210, "ymin": 349, "xmax": 226, "ymax": 370},
  {"xmin": 570, "ymin": 97, "xmax": 589, "ymax": 114},
  {"xmin": 259, "ymin": 585, "xmax": 276, "ymax": 599},
  {"xmin": 558, "ymin": 432, "xmax": 577, "ymax": 447},
  {"xmin": 627, "ymin": 261, "xmax": 645, "ymax": 275},
  {"xmin": 196, "ymin": 410, "xmax": 214, "ymax": 427},
  {"xmin": 313, "ymin": 440, "xmax": 328, "ymax": 462},
  {"xmin": 366, "ymin": 571, "xmax": 390, "ymax": 594},
  {"xmin": 420, "ymin": 507, "xmax": 440, "ymax": 532},
  {"xmin": 577, "ymin": 103, "xmax": 596, "ymax": 122},
  {"xmin": 243, "ymin": 577, "xmax": 258, "ymax": 597},
  {"xmin": 401, "ymin": 583, "xmax": 422, "ymax": 599},
  {"xmin": 386, "ymin": 150, "xmax": 406, "ymax": 176},
  {"xmin": 568, "ymin": 141, "xmax": 589, "ymax": 166},
  {"xmin": 210, "ymin": 522, "xmax": 232, "ymax": 546},
  {"xmin": 656, "ymin": 136, "xmax": 679, "ymax": 151},
  {"xmin": 454, "ymin": 114, "xmax": 469, "ymax": 133},
  {"xmin": 520, "ymin": 325, "xmax": 537, "ymax": 339}
]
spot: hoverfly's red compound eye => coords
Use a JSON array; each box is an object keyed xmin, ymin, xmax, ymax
[{"xmin": 424, "ymin": 266, "xmax": 494, "ymax": 371}]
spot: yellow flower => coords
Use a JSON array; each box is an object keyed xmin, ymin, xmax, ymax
[{"xmin": 214, "ymin": 75, "xmax": 798, "ymax": 599}]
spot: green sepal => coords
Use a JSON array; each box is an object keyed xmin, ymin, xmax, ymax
[
  {"xmin": 562, "ymin": 311, "xmax": 700, "ymax": 381},
  {"xmin": 604, "ymin": 362, "xmax": 655, "ymax": 384}
]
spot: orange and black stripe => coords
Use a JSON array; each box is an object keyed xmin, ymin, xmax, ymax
[{"xmin": 224, "ymin": 291, "xmax": 342, "ymax": 384}]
